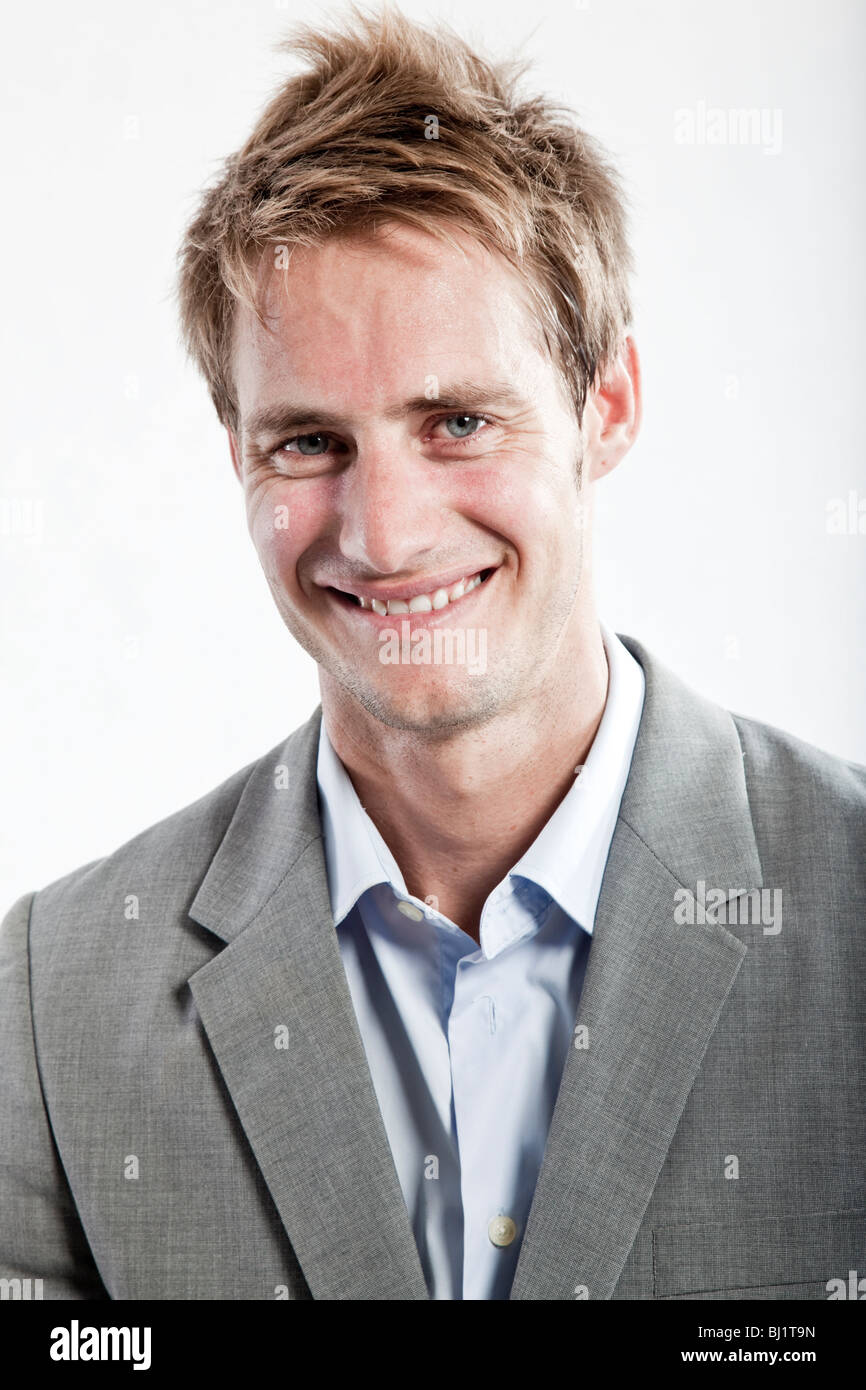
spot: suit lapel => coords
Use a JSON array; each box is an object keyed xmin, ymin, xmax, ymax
[
  {"xmin": 186, "ymin": 711, "xmax": 429, "ymax": 1300},
  {"xmin": 183, "ymin": 636, "xmax": 764, "ymax": 1302},
  {"xmin": 510, "ymin": 635, "xmax": 763, "ymax": 1300}
]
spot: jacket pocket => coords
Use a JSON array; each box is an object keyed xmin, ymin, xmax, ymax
[{"xmin": 652, "ymin": 1209, "xmax": 866, "ymax": 1299}]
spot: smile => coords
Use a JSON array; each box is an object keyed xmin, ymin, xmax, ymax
[{"xmin": 328, "ymin": 567, "xmax": 496, "ymax": 618}]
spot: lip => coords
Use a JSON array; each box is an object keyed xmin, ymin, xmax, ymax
[
  {"xmin": 324, "ymin": 565, "xmax": 498, "ymax": 626},
  {"xmin": 321, "ymin": 564, "xmax": 498, "ymax": 605}
]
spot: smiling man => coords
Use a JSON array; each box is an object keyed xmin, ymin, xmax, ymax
[
  {"xmin": 1, "ymin": 5, "xmax": 864, "ymax": 1303},
  {"xmin": 228, "ymin": 220, "xmax": 636, "ymax": 943}
]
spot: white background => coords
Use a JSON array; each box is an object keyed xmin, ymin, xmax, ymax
[{"xmin": 2, "ymin": 0, "xmax": 864, "ymax": 904}]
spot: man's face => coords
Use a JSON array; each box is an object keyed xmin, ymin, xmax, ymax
[{"xmin": 229, "ymin": 222, "xmax": 601, "ymax": 735}]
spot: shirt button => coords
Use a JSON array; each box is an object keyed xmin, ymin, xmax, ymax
[
  {"xmin": 488, "ymin": 1215, "xmax": 517, "ymax": 1247},
  {"xmin": 396, "ymin": 900, "xmax": 424, "ymax": 921}
]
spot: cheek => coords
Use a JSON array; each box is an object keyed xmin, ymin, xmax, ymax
[
  {"xmin": 453, "ymin": 454, "xmax": 582, "ymax": 550},
  {"xmin": 245, "ymin": 480, "xmax": 333, "ymax": 585}
]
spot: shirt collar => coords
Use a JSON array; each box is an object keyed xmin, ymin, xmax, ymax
[
  {"xmin": 317, "ymin": 725, "xmax": 404, "ymax": 928},
  {"xmin": 506, "ymin": 623, "xmax": 645, "ymax": 936},
  {"xmin": 316, "ymin": 623, "xmax": 645, "ymax": 938}
]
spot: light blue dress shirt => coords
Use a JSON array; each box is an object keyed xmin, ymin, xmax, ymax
[{"xmin": 316, "ymin": 625, "xmax": 645, "ymax": 1299}]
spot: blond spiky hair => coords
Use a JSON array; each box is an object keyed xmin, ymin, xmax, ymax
[{"xmin": 175, "ymin": 2, "xmax": 633, "ymax": 431}]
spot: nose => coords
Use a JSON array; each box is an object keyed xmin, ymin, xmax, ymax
[{"xmin": 337, "ymin": 439, "xmax": 444, "ymax": 575}]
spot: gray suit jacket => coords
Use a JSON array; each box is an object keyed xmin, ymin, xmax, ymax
[{"xmin": 1, "ymin": 636, "xmax": 864, "ymax": 1300}]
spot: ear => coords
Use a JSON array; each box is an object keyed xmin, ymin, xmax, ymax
[
  {"xmin": 582, "ymin": 335, "xmax": 642, "ymax": 483},
  {"xmin": 227, "ymin": 427, "xmax": 243, "ymax": 485}
]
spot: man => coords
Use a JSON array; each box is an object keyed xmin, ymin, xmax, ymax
[{"xmin": 1, "ymin": 5, "xmax": 863, "ymax": 1301}]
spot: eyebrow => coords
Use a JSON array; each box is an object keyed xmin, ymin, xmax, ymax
[{"xmin": 241, "ymin": 380, "xmax": 527, "ymax": 442}]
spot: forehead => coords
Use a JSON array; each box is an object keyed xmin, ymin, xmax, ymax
[{"xmin": 231, "ymin": 221, "xmax": 553, "ymax": 421}]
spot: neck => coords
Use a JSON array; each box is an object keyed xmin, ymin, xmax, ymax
[{"xmin": 321, "ymin": 618, "xmax": 609, "ymax": 942}]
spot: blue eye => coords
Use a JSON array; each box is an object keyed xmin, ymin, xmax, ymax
[
  {"xmin": 444, "ymin": 414, "xmax": 483, "ymax": 439},
  {"xmin": 289, "ymin": 432, "xmax": 331, "ymax": 455}
]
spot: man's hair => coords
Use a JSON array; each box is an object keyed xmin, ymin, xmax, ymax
[{"xmin": 175, "ymin": 2, "xmax": 633, "ymax": 433}]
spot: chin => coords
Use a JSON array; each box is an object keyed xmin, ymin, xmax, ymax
[{"xmin": 341, "ymin": 671, "xmax": 503, "ymax": 737}]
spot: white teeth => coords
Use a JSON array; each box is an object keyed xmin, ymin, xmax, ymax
[{"xmin": 356, "ymin": 569, "xmax": 490, "ymax": 615}]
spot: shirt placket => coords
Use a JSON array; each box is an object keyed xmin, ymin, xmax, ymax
[{"xmin": 449, "ymin": 891, "xmax": 529, "ymax": 1300}]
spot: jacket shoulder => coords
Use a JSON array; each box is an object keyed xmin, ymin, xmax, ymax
[
  {"xmin": 731, "ymin": 712, "xmax": 866, "ymax": 893},
  {"xmin": 25, "ymin": 736, "xmax": 294, "ymax": 929},
  {"xmin": 731, "ymin": 710, "xmax": 866, "ymax": 812}
]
